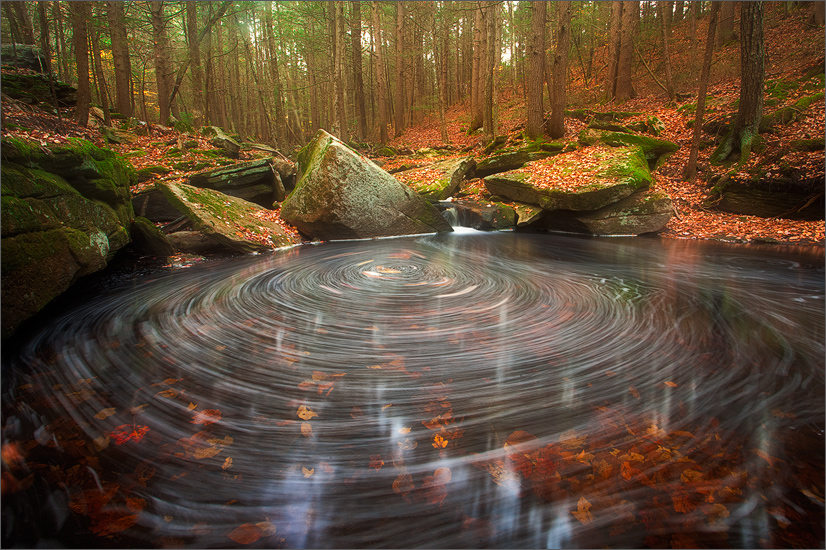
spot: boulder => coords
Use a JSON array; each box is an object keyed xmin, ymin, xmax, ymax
[
  {"xmin": 1, "ymin": 137, "xmax": 134, "ymax": 339},
  {"xmin": 132, "ymin": 187, "xmax": 181, "ymax": 222},
  {"xmin": 394, "ymin": 156, "xmax": 476, "ymax": 201},
  {"xmin": 158, "ymin": 181, "xmax": 302, "ymax": 253},
  {"xmin": 201, "ymin": 126, "xmax": 240, "ymax": 159},
  {"xmin": 473, "ymin": 149, "xmax": 559, "ymax": 178},
  {"xmin": 1, "ymin": 71, "xmax": 78, "ymax": 107},
  {"xmin": 166, "ymin": 231, "xmax": 237, "ymax": 254},
  {"xmin": 281, "ymin": 129, "xmax": 452, "ymax": 240},
  {"xmin": 1, "ymin": 44, "xmax": 48, "ymax": 72},
  {"xmin": 512, "ymin": 202, "xmax": 545, "ymax": 227},
  {"xmin": 130, "ymin": 216, "xmax": 176, "ymax": 256},
  {"xmin": 484, "ymin": 145, "xmax": 653, "ymax": 212},
  {"xmin": 188, "ymin": 159, "xmax": 285, "ymax": 208},
  {"xmin": 711, "ymin": 180, "xmax": 824, "ymax": 221},
  {"xmin": 535, "ymin": 190, "xmax": 674, "ymax": 236},
  {"xmin": 578, "ymin": 128, "xmax": 679, "ymax": 168}
]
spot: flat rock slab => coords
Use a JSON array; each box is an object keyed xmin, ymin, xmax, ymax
[
  {"xmin": 473, "ymin": 148, "xmax": 560, "ymax": 178},
  {"xmin": 281, "ymin": 129, "xmax": 452, "ymax": 240},
  {"xmin": 394, "ymin": 156, "xmax": 476, "ymax": 200},
  {"xmin": 188, "ymin": 159, "xmax": 285, "ymax": 208},
  {"xmin": 484, "ymin": 145, "xmax": 653, "ymax": 212},
  {"xmin": 537, "ymin": 190, "xmax": 674, "ymax": 236},
  {"xmin": 578, "ymin": 128, "xmax": 679, "ymax": 167},
  {"xmin": 159, "ymin": 181, "xmax": 301, "ymax": 253}
]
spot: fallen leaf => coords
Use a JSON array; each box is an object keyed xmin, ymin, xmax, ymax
[
  {"xmin": 222, "ymin": 457, "xmax": 233, "ymax": 470},
  {"xmin": 92, "ymin": 513, "xmax": 140, "ymax": 536},
  {"xmin": 109, "ymin": 424, "xmax": 150, "ymax": 445},
  {"xmin": 297, "ymin": 405, "xmax": 318, "ymax": 420},
  {"xmin": 571, "ymin": 496, "xmax": 594, "ymax": 525},
  {"xmin": 628, "ymin": 386, "xmax": 641, "ymax": 399},
  {"xmin": 350, "ymin": 407, "xmax": 364, "ymax": 419},
  {"xmin": 255, "ymin": 519, "xmax": 277, "ymax": 536},
  {"xmin": 94, "ymin": 407, "xmax": 117, "ymax": 420},
  {"xmin": 227, "ymin": 523, "xmax": 262, "ymax": 545},
  {"xmin": 191, "ymin": 409, "xmax": 221, "ymax": 425},
  {"xmin": 369, "ymin": 455, "xmax": 384, "ymax": 471},
  {"xmin": 301, "ymin": 422, "xmax": 313, "ymax": 437},
  {"xmin": 398, "ymin": 427, "xmax": 412, "ymax": 435},
  {"xmin": 664, "ymin": 381, "xmax": 678, "ymax": 387},
  {"xmin": 302, "ymin": 467, "xmax": 314, "ymax": 478},
  {"xmin": 433, "ymin": 434, "xmax": 448, "ymax": 448}
]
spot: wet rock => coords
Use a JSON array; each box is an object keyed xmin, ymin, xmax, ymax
[
  {"xmin": 158, "ymin": 181, "xmax": 302, "ymax": 253},
  {"xmin": 578, "ymin": 128, "xmax": 679, "ymax": 168},
  {"xmin": 1, "ymin": 137, "xmax": 134, "ymax": 338},
  {"xmin": 132, "ymin": 187, "xmax": 181, "ymax": 222},
  {"xmin": 536, "ymin": 190, "xmax": 674, "ymax": 236},
  {"xmin": 166, "ymin": 231, "xmax": 237, "ymax": 255},
  {"xmin": 188, "ymin": 159, "xmax": 285, "ymax": 208},
  {"xmin": 395, "ymin": 156, "xmax": 476, "ymax": 201},
  {"xmin": 130, "ymin": 216, "xmax": 176, "ymax": 256},
  {"xmin": 281, "ymin": 129, "xmax": 452, "ymax": 240},
  {"xmin": 484, "ymin": 145, "xmax": 653, "ymax": 212},
  {"xmin": 437, "ymin": 200, "xmax": 516, "ymax": 231}
]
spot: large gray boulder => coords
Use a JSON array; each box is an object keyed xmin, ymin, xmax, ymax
[
  {"xmin": 484, "ymin": 145, "xmax": 653, "ymax": 212},
  {"xmin": 1, "ymin": 137, "xmax": 135, "ymax": 339},
  {"xmin": 188, "ymin": 158, "xmax": 286, "ymax": 208},
  {"xmin": 281, "ymin": 130, "xmax": 452, "ymax": 240},
  {"xmin": 158, "ymin": 182, "xmax": 302, "ymax": 253}
]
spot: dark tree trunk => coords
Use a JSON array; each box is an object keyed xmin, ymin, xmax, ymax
[
  {"xmin": 605, "ymin": 1, "xmax": 623, "ymax": 99},
  {"xmin": 90, "ymin": 9, "xmax": 111, "ymax": 126},
  {"xmin": 9, "ymin": 1, "xmax": 36, "ymax": 44},
  {"xmin": 150, "ymin": 1, "xmax": 174, "ymax": 124},
  {"xmin": 717, "ymin": 1, "xmax": 737, "ymax": 46},
  {"xmin": 186, "ymin": 1, "xmax": 204, "ymax": 127},
  {"xmin": 334, "ymin": 1, "xmax": 349, "ymax": 142},
  {"xmin": 69, "ymin": 1, "xmax": 91, "ymax": 126},
  {"xmin": 547, "ymin": 1, "xmax": 571, "ymax": 139},
  {"xmin": 394, "ymin": 1, "xmax": 405, "ymax": 137},
  {"xmin": 526, "ymin": 1, "xmax": 546, "ymax": 139},
  {"xmin": 615, "ymin": 1, "xmax": 637, "ymax": 101},
  {"xmin": 657, "ymin": 0, "xmax": 675, "ymax": 100},
  {"xmin": 371, "ymin": 1, "xmax": 389, "ymax": 144},
  {"xmin": 482, "ymin": 1, "xmax": 496, "ymax": 142},
  {"xmin": 712, "ymin": 1, "xmax": 765, "ymax": 164},
  {"xmin": 107, "ymin": 1, "xmax": 133, "ymax": 118}
]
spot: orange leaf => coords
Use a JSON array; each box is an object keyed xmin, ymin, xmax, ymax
[
  {"xmin": 628, "ymin": 386, "xmax": 641, "ymax": 399},
  {"xmin": 227, "ymin": 523, "xmax": 262, "ymax": 545},
  {"xmin": 301, "ymin": 422, "xmax": 313, "ymax": 437},
  {"xmin": 302, "ymin": 466, "xmax": 314, "ymax": 478},
  {"xmin": 571, "ymin": 496, "xmax": 594, "ymax": 525},
  {"xmin": 94, "ymin": 407, "xmax": 117, "ymax": 420},
  {"xmin": 350, "ymin": 407, "xmax": 364, "ymax": 419},
  {"xmin": 297, "ymin": 405, "xmax": 318, "ymax": 420},
  {"xmin": 93, "ymin": 513, "xmax": 140, "ymax": 536},
  {"xmin": 433, "ymin": 434, "xmax": 448, "ymax": 448},
  {"xmin": 222, "ymin": 457, "xmax": 233, "ymax": 470},
  {"xmin": 664, "ymin": 381, "xmax": 678, "ymax": 387},
  {"xmin": 369, "ymin": 455, "xmax": 384, "ymax": 471},
  {"xmin": 191, "ymin": 409, "xmax": 221, "ymax": 425}
]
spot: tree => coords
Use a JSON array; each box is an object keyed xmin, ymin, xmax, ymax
[
  {"xmin": 547, "ymin": 1, "xmax": 571, "ymax": 139},
  {"xmin": 657, "ymin": 0, "xmax": 675, "ymax": 100},
  {"xmin": 107, "ymin": 1, "xmax": 133, "ymax": 118},
  {"xmin": 150, "ymin": 1, "xmax": 175, "ymax": 124},
  {"xmin": 350, "ymin": 1, "xmax": 368, "ymax": 141},
  {"xmin": 526, "ymin": 1, "xmax": 546, "ymax": 139},
  {"xmin": 371, "ymin": 1, "xmax": 390, "ymax": 144},
  {"xmin": 482, "ymin": 1, "xmax": 497, "ymax": 142},
  {"xmin": 334, "ymin": 1, "xmax": 349, "ymax": 143},
  {"xmin": 711, "ymin": 1, "xmax": 765, "ymax": 164},
  {"xmin": 69, "ymin": 1, "xmax": 91, "ymax": 126},
  {"xmin": 8, "ymin": 1, "xmax": 35, "ymax": 44},
  {"xmin": 394, "ymin": 1, "xmax": 406, "ymax": 137},
  {"xmin": 90, "ymin": 5, "xmax": 112, "ymax": 126},
  {"xmin": 684, "ymin": 1, "xmax": 721, "ymax": 181},
  {"xmin": 186, "ymin": 1, "xmax": 204, "ymax": 127},
  {"xmin": 605, "ymin": 1, "xmax": 637, "ymax": 101},
  {"xmin": 717, "ymin": 1, "xmax": 737, "ymax": 47}
]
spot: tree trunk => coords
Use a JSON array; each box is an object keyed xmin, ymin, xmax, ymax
[
  {"xmin": 9, "ymin": 1, "xmax": 36, "ymax": 44},
  {"xmin": 264, "ymin": 2, "xmax": 286, "ymax": 147},
  {"xmin": 334, "ymin": 1, "xmax": 349, "ymax": 143},
  {"xmin": 615, "ymin": 1, "xmax": 637, "ymax": 101},
  {"xmin": 684, "ymin": 1, "xmax": 721, "ymax": 181},
  {"xmin": 657, "ymin": 0, "xmax": 676, "ymax": 100},
  {"xmin": 150, "ymin": 1, "xmax": 174, "ymax": 124},
  {"xmin": 371, "ymin": 1, "xmax": 390, "ymax": 144},
  {"xmin": 433, "ymin": 4, "xmax": 449, "ymax": 143},
  {"xmin": 186, "ymin": 1, "xmax": 204, "ymax": 127},
  {"xmin": 526, "ymin": 1, "xmax": 547, "ymax": 139},
  {"xmin": 689, "ymin": 0, "xmax": 699, "ymax": 63},
  {"xmin": 393, "ymin": 1, "xmax": 406, "ymax": 137},
  {"xmin": 547, "ymin": 1, "xmax": 571, "ymax": 139},
  {"xmin": 52, "ymin": 1, "xmax": 69, "ymax": 82},
  {"xmin": 107, "ymin": 1, "xmax": 133, "ymax": 118},
  {"xmin": 605, "ymin": 1, "xmax": 623, "ymax": 99},
  {"xmin": 69, "ymin": 1, "xmax": 91, "ymax": 126},
  {"xmin": 482, "ymin": 2, "xmax": 496, "ymax": 142},
  {"xmin": 351, "ymin": 1, "xmax": 368, "ymax": 141},
  {"xmin": 711, "ymin": 1, "xmax": 765, "ymax": 164},
  {"xmin": 90, "ymin": 9, "xmax": 111, "ymax": 126},
  {"xmin": 717, "ymin": 1, "xmax": 737, "ymax": 46},
  {"xmin": 469, "ymin": 4, "xmax": 485, "ymax": 133},
  {"xmin": 36, "ymin": 1, "xmax": 63, "ymax": 130}
]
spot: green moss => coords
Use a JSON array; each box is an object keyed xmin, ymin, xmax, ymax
[{"xmin": 765, "ymin": 78, "xmax": 798, "ymax": 101}]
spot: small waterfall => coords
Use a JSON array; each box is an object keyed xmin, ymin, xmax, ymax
[{"xmin": 442, "ymin": 206, "xmax": 459, "ymax": 227}]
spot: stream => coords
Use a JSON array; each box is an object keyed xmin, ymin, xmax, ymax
[{"xmin": 2, "ymin": 231, "xmax": 824, "ymax": 548}]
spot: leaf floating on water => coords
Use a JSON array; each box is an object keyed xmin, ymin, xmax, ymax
[
  {"xmin": 571, "ymin": 496, "xmax": 594, "ymax": 525},
  {"xmin": 356, "ymin": 259, "xmax": 374, "ymax": 266},
  {"xmin": 93, "ymin": 435, "xmax": 110, "ymax": 451},
  {"xmin": 752, "ymin": 448, "xmax": 783, "ymax": 467},
  {"xmin": 398, "ymin": 438, "xmax": 418, "ymax": 450},
  {"xmin": 367, "ymin": 364, "xmax": 382, "ymax": 369},
  {"xmin": 94, "ymin": 407, "xmax": 117, "ymax": 420},
  {"xmin": 256, "ymin": 519, "xmax": 277, "ymax": 537},
  {"xmin": 227, "ymin": 523, "xmax": 262, "ymax": 545},
  {"xmin": 109, "ymin": 424, "xmax": 150, "ymax": 445},
  {"xmin": 664, "ymin": 381, "xmax": 678, "ymax": 387},
  {"xmin": 187, "ymin": 402, "xmax": 197, "ymax": 410},
  {"xmin": 628, "ymin": 386, "xmax": 641, "ymax": 399},
  {"xmin": 222, "ymin": 457, "xmax": 233, "ymax": 470},
  {"xmin": 433, "ymin": 434, "xmax": 448, "ymax": 448},
  {"xmin": 302, "ymin": 467, "xmax": 315, "ymax": 478},
  {"xmin": 350, "ymin": 407, "xmax": 365, "ymax": 419},
  {"xmin": 297, "ymin": 405, "xmax": 319, "ymax": 420},
  {"xmin": 191, "ymin": 409, "xmax": 222, "ymax": 425},
  {"xmin": 369, "ymin": 455, "xmax": 385, "ymax": 471},
  {"xmin": 130, "ymin": 404, "xmax": 149, "ymax": 415},
  {"xmin": 382, "ymin": 404, "xmax": 392, "ymax": 410},
  {"xmin": 192, "ymin": 446, "xmax": 222, "ymax": 460},
  {"xmin": 92, "ymin": 513, "xmax": 140, "ymax": 536},
  {"xmin": 157, "ymin": 388, "xmax": 178, "ymax": 399},
  {"xmin": 398, "ymin": 427, "xmax": 412, "ymax": 435},
  {"xmin": 215, "ymin": 345, "xmax": 227, "ymax": 351},
  {"xmin": 301, "ymin": 422, "xmax": 313, "ymax": 437}
]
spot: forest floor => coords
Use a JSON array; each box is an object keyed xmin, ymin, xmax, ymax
[{"xmin": 1, "ymin": 5, "xmax": 823, "ymax": 248}]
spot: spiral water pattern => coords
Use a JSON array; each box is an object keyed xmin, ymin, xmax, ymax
[{"xmin": 3, "ymin": 231, "xmax": 823, "ymax": 548}]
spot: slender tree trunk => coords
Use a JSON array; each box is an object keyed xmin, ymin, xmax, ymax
[
  {"xmin": 684, "ymin": 1, "xmax": 721, "ymax": 181},
  {"xmin": 186, "ymin": 1, "xmax": 204, "ymax": 127},
  {"xmin": 657, "ymin": 0, "xmax": 675, "ymax": 100},
  {"xmin": 371, "ymin": 1, "xmax": 390, "ymax": 144},
  {"xmin": 52, "ymin": 1, "xmax": 69, "ymax": 82},
  {"xmin": 469, "ymin": 4, "xmax": 485, "ymax": 132},
  {"xmin": 717, "ymin": 1, "xmax": 737, "ymax": 46},
  {"xmin": 547, "ymin": 1, "xmax": 571, "ymax": 139},
  {"xmin": 107, "ymin": 1, "xmax": 133, "ymax": 118},
  {"xmin": 350, "ymin": 1, "xmax": 368, "ymax": 141},
  {"xmin": 482, "ymin": 2, "xmax": 496, "ymax": 141},
  {"xmin": 264, "ymin": 1, "xmax": 286, "ymax": 147},
  {"xmin": 433, "ymin": 4, "xmax": 449, "ymax": 143},
  {"xmin": 150, "ymin": 1, "xmax": 174, "ymax": 124},
  {"xmin": 90, "ymin": 11, "xmax": 111, "ymax": 126},
  {"xmin": 526, "ymin": 1, "xmax": 546, "ymax": 139},
  {"xmin": 36, "ymin": 1, "xmax": 63, "ymax": 130},
  {"xmin": 69, "ymin": 1, "xmax": 91, "ymax": 126},
  {"xmin": 605, "ymin": 1, "xmax": 623, "ymax": 99},
  {"xmin": 9, "ymin": 1, "xmax": 36, "ymax": 44},
  {"xmin": 393, "ymin": 1, "xmax": 406, "ymax": 137},
  {"xmin": 334, "ymin": 1, "xmax": 349, "ymax": 142},
  {"xmin": 615, "ymin": 0, "xmax": 637, "ymax": 101}
]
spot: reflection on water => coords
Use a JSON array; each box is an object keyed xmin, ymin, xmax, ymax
[{"xmin": 2, "ymin": 233, "xmax": 824, "ymax": 548}]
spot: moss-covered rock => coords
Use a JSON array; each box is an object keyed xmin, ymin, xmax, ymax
[
  {"xmin": 578, "ymin": 128, "xmax": 679, "ymax": 168},
  {"xmin": 474, "ymin": 148, "xmax": 561, "ymax": 178},
  {"xmin": 536, "ymin": 190, "xmax": 673, "ymax": 236},
  {"xmin": 188, "ymin": 159, "xmax": 285, "ymax": 207},
  {"xmin": 282, "ymin": 129, "xmax": 452, "ymax": 240},
  {"xmin": 484, "ymin": 145, "xmax": 653, "ymax": 212},
  {"xmin": 158, "ymin": 182, "xmax": 302, "ymax": 253},
  {"xmin": 1, "ymin": 137, "xmax": 135, "ymax": 339},
  {"xmin": 438, "ymin": 200, "xmax": 516, "ymax": 231},
  {"xmin": 130, "ymin": 216, "xmax": 176, "ymax": 256},
  {"xmin": 395, "ymin": 157, "xmax": 476, "ymax": 201}
]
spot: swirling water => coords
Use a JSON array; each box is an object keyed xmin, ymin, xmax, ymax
[{"xmin": 2, "ymin": 231, "xmax": 824, "ymax": 548}]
